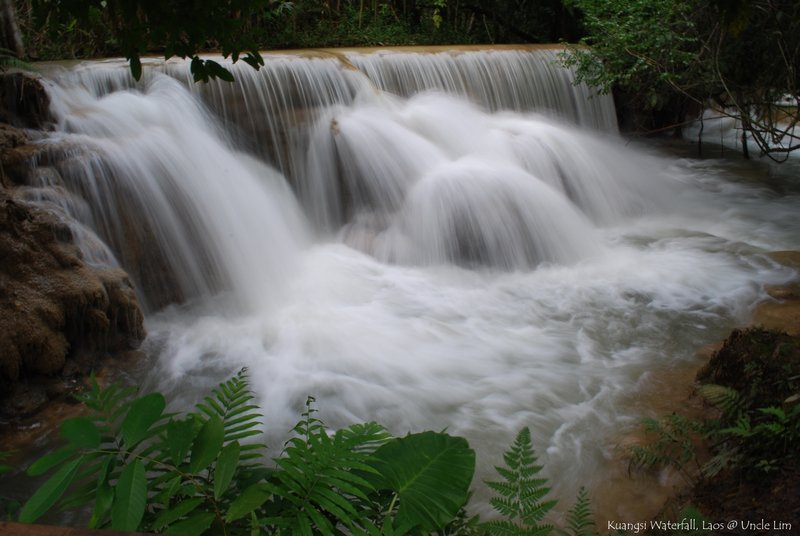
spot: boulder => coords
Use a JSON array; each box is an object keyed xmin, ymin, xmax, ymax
[{"xmin": 0, "ymin": 188, "xmax": 145, "ymax": 385}]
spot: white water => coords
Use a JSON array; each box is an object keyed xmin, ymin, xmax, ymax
[{"xmin": 33, "ymin": 49, "xmax": 800, "ymax": 515}]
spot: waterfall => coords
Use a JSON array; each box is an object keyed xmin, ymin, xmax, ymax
[
  {"xmin": 38, "ymin": 46, "xmax": 629, "ymax": 305},
  {"xmin": 28, "ymin": 47, "xmax": 800, "ymax": 516}
]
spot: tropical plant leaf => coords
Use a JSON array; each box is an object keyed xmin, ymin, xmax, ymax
[
  {"xmin": 152, "ymin": 497, "xmax": 204, "ymax": 530},
  {"xmin": 225, "ymin": 483, "xmax": 272, "ymax": 522},
  {"xmin": 164, "ymin": 511, "xmax": 216, "ymax": 535},
  {"xmin": 214, "ymin": 440, "xmax": 241, "ymax": 500},
  {"xmin": 121, "ymin": 392, "xmax": 166, "ymax": 450},
  {"xmin": 188, "ymin": 416, "xmax": 224, "ymax": 474},
  {"xmin": 111, "ymin": 459, "xmax": 147, "ymax": 531},
  {"xmin": 27, "ymin": 448, "xmax": 75, "ymax": 477},
  {"xmin": 88, "ymin": 482, "xmax": 114, "ymax": 529},
  {"xmin": 61, "ymin": 417, "xmax": 101, "ymax": 449},
  {"xmin": 369, "ymin": 431, "xmax": 475, "ymax": 532},
  {"xmin": 18, "ymin": 456, "xmax": 83, "ymax": 523}
]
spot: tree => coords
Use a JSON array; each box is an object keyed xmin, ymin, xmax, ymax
[
  {"xmin": 27, "ymin": 0, "xmax": 287, "ymax": 81},
  {"xmin": 562, "ymin": 0, "xmax": 800, "ymax": 160},
  {"xmin": 0, "ymin": 0, "xmax": 25, "ymax": 57}
]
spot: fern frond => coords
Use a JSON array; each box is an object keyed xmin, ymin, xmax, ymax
[
  {"xmin": 483, "ymin": 427, "xmax": 556, "ymax": 535},
  {"xmin": 556, "ymin": 487, "xmax": 595, "ymax": 536},
  {"xmin": 697, "ymin": 384, "xmax": 743, "ymax": 417},
  {"xmin": 268, "ymin": 399, "xmax": 383, "ymax": 533},
  {"xmin": 195, "ymin": 368, "xmax": 265, "ymax": 454}
]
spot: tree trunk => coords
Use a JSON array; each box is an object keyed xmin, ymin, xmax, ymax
[{"xmin": 0, "ymin": 0, "xmax": 24, "ymax": 58}]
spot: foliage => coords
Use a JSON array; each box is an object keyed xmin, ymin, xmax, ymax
[
  {"xmin": 699, "ymin": 384, "xmax": 800, "ymax": 480},
  {"xmin": 13, "ymin": 371, "xmax": 613, "ymax": 535},
  {"xmin": 17, "ymin": 1, "xmax": 584, "ymax": 70},
  {"xmin": 560, "ymin": 0, "xmax": 700, "ymax": 112},
  {"xmin": 627, "ymin": 414, "xmax": 705, "ymax": 483},
  {"xmin": 482, "ymin": 427, "xmax": 557, "ymax": 536},
  {"xmin": 560, "ymin": 0, "xmax": 800, "ymax": 159},
  {"xmin": 556, "ymin": 487, "xmax": 595, "ymax": 536},
  {"xmin": 629, "ymin": 328, "xmax": 800, "ymax": 487},
  {"xmin": 26, "ymin": 0, "xmax": 273, "ymax": 81},
  {"xmin": 17, "ymin": 369, "xmax": 478, "ymax": 534}
]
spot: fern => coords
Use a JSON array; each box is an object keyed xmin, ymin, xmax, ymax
[
  {"xmin": 696, "ymin": 384, "xmax": 743, "ymax": 417},
  {"xmin": 628, "ymin": 414, "xmax": 703, "ymax": 482},
  {"xmin": 266, "ymin": 396, "xmax": 390, "ymax": 534},
  {"xmin": 195, "ymin": 367, "xmax": 265, "ymax": 465},
  {"xmin": 556, "ymin": 487, "xmax": 595, "ymax": 536},
  {"xmin": 483, "ymin": 427, "xmax": 557, "ymax": 536}
]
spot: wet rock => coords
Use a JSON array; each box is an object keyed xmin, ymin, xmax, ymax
[
  {"xmin": 0, "ymin": 188, "xmax": 145, "ymax": 388},
  {"xmin": 3, "ymin": 384, "xmax": 48, "ymax": 417}
]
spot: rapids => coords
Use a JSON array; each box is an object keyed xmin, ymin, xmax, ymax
[{"xmin": 28, "ymin": 47, "xmax": 800, "ymax": 518}]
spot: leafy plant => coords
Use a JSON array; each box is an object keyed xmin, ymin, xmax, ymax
[
  {"xmin": 627, "ymin": 414, "xmax": 704, "ymax": 483},
  {"xmin": 17, "ymin": 369, "xmax": 477, "ymax": 535},
  {"xmin": 556, "ymin": 487, "xmax": 595, "ymax": 536},
  {"xmin": 709, "ymin": 402, "xmax": 800, "ymax": 478},
  {"xmin": 482, "ymin": 427, "xmax": 557, "ymax": 536}
]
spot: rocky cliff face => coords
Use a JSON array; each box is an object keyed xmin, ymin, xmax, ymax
[{"xmin": 0, "ymin": 75, "xmax": 145, "ymax": 415}]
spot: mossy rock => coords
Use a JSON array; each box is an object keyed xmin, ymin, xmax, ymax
[{"xmin": 697, "ymin": 327, "xmax": 800, "ymax": 409}]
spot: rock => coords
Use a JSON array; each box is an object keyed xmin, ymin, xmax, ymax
[
  {"xmin": 4, "ymin": 384, "xmax": 48, "ymax": 416},
  {"xmin": 0, "ymin": 72, "xmax": 52, "ymax": 129},
  {"xmin": 0, "ymin": 188, "xmax": 145, "ymax": 386}
]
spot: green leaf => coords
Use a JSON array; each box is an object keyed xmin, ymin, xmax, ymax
[
  {"xmin": 164, "ymin": 512, "xmax": 216, "ymax": 536},
  {"xmin": 225, "ymin": 483, "xmax": 271, "ymax": 522},
  {"xmin": 242, "ymin": 54, "xmax": 261, "ymax": 70},
  {"xmin": 61, "ymin": 417, "xmax": 101, "ymax": 449},
  {"xmin": 88, "ymin": 483, "xmax": 114, "ymax": 529},
  {"xmin": 484, "ymin": 428, "xmax": 556, "ymax": 534},
  {"xmin": 214, "ymin": 440, "xmax": 240, "ymax": 500},
  {"xmin": 369, "ymin": 431, "xmax": 475, "ymax": 531},
  {"xmin": 165, "ymin": 417, "xmax": 197, "ymax": 466},
  {"xmin": 204, "ymin": 59, "xmax": 235, "ymax": 82},
  {"xmin": 111, "ymin": 460, "xmax": 147, "ymax": 531},
  {"xmin": 188, "ymin": 416, "xmax": 224, "ymax": 474},
  {"xmin": 27, "ymin": 448, "xmax": 75, "ymax": 477},
  {"xmin": 19, "ymin": 456, "xmax": 83, "ymax": 523},
  {"xmin": 121, "ymin": 392, "xmax": 166, "ymax": 450},
  {"xmin": 153, "ymin": 497, "xmax": 204, "ymax": 530},
  {"xmin": 190, "ymin": 56, "xmax": 208, "ymax": 83}
]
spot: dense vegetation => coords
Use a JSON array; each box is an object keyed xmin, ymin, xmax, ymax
[
  {"xmin": 561, "ymin": 0, "xmax": 799, "ymax": 159},
  {"xmin": 9, "ymin": 370, "xmax": 595, "ymax": 535},
  {"xmin": 630, "ymin": 328, "xmax": 800, "ymax": 530}
]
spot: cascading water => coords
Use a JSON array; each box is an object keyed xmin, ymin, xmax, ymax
[{"xmin": 30, "ymin": 47, "xmax": 800, "ymax": 519}]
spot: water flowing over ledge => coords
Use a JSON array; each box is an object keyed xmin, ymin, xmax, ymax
[{"xmin": 17, "ymin": 46, "xmax": 800, "ymax": 518}]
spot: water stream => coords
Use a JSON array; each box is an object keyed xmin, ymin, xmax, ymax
[{"xmin": 23, "ymin": 47, "xmax": 800, "ymax": 520}]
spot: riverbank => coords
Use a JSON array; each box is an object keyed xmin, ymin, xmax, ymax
[{"xmin": 626, "ymin": 251, "xmax": 800, "ymax": 534}]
